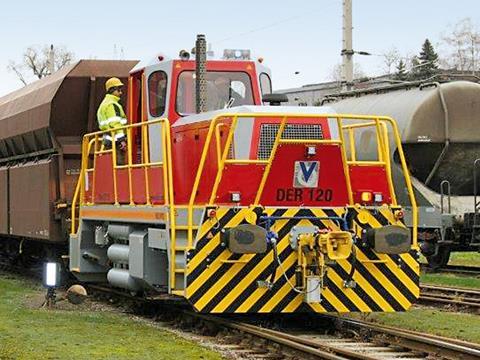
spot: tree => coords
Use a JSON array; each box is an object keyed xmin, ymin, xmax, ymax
[
  {"xmin": 410, "ymin": 39, "xmax": 439, "ymax": 80},
  {"xmin": 441, "ymin": 18, "xmax": 480, "ymax": 73},
  {"xmin": 382, "ymin": 47, "xmax": 401, "ymax": 74},
  {"xmin": 329, "ymin": 62, "xmax": 366, "ymax": 82},
  {"xmin": 8, "ymin": 44, "xmax": 74, "ymax": 85},
  {"xmin": 395, "ymin": 59, "xmax": 408, "ymax": 81}
]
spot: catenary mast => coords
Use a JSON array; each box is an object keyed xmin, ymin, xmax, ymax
[{"xmin": 341, "ymin": 0, "xmax": 353, "ymax": 90}]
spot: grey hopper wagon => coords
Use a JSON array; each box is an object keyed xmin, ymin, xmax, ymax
[{"xmin": 326, "ymin": 80, "xmax": 480, "ymax": 268}]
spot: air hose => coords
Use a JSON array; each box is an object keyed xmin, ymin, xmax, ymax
[{"xmin": 266, "ymin": 231, "xmax": 321, "ymax": 295}]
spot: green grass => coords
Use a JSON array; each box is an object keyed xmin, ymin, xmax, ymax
[
  {"xmin": 421, "ymin": 273, "xmax": 480, "ymax": 289},
  {"xmin": 354, "ymin": 308, "xmax": 480, "ymax": 343},
  {"xmin": 449, "ymin": 252, "xmax": 480, "ymax": 266},
  {"xmin": 0, "ymin": 274, "xmax": 223, "ymax": 360},
  {"xmin": 419, "ymin": 251, "xmax": 480, "ymax": 289},
  {"xmin": 419, "ymin": 251, "xmax": 480, "ymax": 266}
]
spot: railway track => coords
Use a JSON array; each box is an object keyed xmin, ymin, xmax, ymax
[
  {"xmin": 419, "ymin": 284, "xmax": 480, "ymax": 312},
  {"xmin": 196, "ymin": 313, "xmax": 480, "ymax": 360},
  {"xmin": 84, "ymin": 284, "xmax": 480, "ymax": 359},
  {"xmin": 3, "ymin": 267, "xmax": 480, "ymax": 359},
  {"xmin": 421, "ymin": 263, "xmax": 480, "ymax": 277}
]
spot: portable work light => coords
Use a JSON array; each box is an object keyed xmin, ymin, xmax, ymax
[
  {"xmin": 43, "ymin": 262, "xmax": 61, "ymax": 307},
  {"xmin": 43, "ymin": 262, "xmax": 60, "ymax": 287}
]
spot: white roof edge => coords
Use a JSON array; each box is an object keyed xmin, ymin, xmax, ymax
[
  {"xmin": 173, "ymin": 105, "xmax": 337, "ymax": 127},
  {"xmin": 130, "ymin": 53, "xmax": 172, "ymax": 73}
]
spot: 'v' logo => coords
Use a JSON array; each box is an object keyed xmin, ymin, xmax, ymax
[
  {"xmin": 299, "ymin": 162, "xmax": 317, "ymax": 182},
  {"xmin": 294, "ymin": 161, "xmax": 320, "ymax": 188}
]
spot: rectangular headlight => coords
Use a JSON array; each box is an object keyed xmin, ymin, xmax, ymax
[
  {"xmin": 231, "ymin": 192, "xmax": 241, "ymax": 203},
  {"xmin": 44, "ymin": 262, "xmax": 60, "ymax": 288}
]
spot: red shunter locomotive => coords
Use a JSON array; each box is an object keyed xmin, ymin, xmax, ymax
[{"xmin": 69, "ymin": 36, "xmax": 419, "ymax": 313}]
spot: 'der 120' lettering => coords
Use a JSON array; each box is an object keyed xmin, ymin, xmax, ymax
[{"xmin": 276, "ymin": 188, "xmax": 333, "ymax": 202}]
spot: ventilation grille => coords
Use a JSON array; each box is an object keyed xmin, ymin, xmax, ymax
[{"xmin": 257, "ymin": 124, "xmax": 324, "ymax": 160}]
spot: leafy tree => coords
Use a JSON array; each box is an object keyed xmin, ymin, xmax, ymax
[
  {"xmin": 395, "ymin": 59, "xmax": 408, "ymax": 81},
  {"xmin": 8, "ymin": 44, "xmax": 74, "ymax": 86}
]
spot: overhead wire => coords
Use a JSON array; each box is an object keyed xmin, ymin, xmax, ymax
[{"xmin": 211, "ymin": 0, "xmax": 340, "ymax": 45}]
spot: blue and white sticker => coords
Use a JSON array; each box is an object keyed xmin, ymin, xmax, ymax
[{"xmin": 293, "ymin": 161, "xmax": 319, "ymax": 188}]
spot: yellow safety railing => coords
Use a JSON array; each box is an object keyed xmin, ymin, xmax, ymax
[
  {"xmin": 187, "ymin": 113, "xmax": 417, "ymax": 249},
  {"xmin": 71, "ymin": 111, "xmax": 418, "ymax": 291},
  {"xmin": 70, "ymin": 117, "xmax": 179, "ymax": 290},
  {"xmin": 70, "ymin": 118, "xmax": 174, "ymax": 235},
  {"xmin": 341, "ymin": 120, "xmax": 398, "ymax": 205}
]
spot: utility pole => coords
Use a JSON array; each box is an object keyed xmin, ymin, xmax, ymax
[
  {"xmin": 341, "ymin": 0, "xmax": 353, "ymax": 90},
  {"xmin": 48, "ymin": 44, "xmax": 55, "ymax": 75}
]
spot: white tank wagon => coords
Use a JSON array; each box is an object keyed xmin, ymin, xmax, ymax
[{"xmin": 326, "ymin": 81, "xmax": 480, "ymax": 268}]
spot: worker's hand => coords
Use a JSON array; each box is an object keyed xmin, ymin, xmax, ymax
[{"xmin": 119, "ymin": 141, "xmax": 127, "ymax": 151}]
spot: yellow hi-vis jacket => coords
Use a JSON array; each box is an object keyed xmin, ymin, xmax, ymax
[{"xmin": 97, "ymin": 94, "xmax": 127, "ymax": 142}]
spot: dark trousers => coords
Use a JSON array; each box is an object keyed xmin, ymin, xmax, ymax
[{"xmin": 103, "ymin": 139, "xmax": 126, "ymax": 165}]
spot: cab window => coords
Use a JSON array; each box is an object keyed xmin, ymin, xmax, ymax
[
  {"xmin": 259, "ymin": 73, "xmax": 272, "ymax": 96},
  {"xmin": 176, "ymin": 71, "xmax": 254, "ymax": 115},
  {"xmin": 148, "ymin": 71, "xmax": 168, "ymax": 117}
]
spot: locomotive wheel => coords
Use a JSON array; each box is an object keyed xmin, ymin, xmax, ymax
[{"xmin": 426, "ymin": 246, "xmax": 451, "ymax": 270}]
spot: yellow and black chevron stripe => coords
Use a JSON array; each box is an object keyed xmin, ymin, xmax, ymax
[{"xmin": 185, "ymin": 206, "xmax": 420, "ymax": 313}]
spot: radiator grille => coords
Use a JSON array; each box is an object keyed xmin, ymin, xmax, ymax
[{"xmin": 257, "ymin": 124, "xmax": 324, "ymax": 160}]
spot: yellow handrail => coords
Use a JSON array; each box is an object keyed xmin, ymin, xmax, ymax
[
  {"xmin": 71, "ymin": 112, "xmax": 417, "ymax": 257},
  {"xmin": 70, "ymin": 117, "xmax": 172, "ymax": 235},
  {"xmin": 127, "ymin": 127, "xmax": 134, "ymax": 205},
  {"xmin": 342, "ymin": 121, "xmax": 376, "ymax": 130},
  {"xmin": 336, "ymin": 117, "xmax": 354, "ymax": 204},
  {"xmin": 278, "ymin": 139, "xmax": 342, "ymax": 145},
  {"xmin": 341, "ymin": 117, "xmax": 397, "ymax": 206},
  {"xmin": 348, "ymin": 128, "xmax": 356, "ymax": 161},
  {"xmin": 111, "ymin": 130, "xmax": 119, "ymax": 205},
  {"xmin": 71, "ymin": 137, "xmax": 95, "ymax": 234},
  {"xmin": 254, "ymin": 116, "xmax": 287, "ymax": 204},
  {"xmin": 381, "ymin": 116, "xmax": 418, "ymax": 248},
  {"xmin": 209, "ymin": 116, "xmax": 239, "ymax": 204},
  {"xmin": 215, "ymin": 123, "xmax": 225, "ymax": 165},
  {"xmin": 185, "ymin": 112, "xmax": 417, "ymax": 248},
  {"xmin": 381, "ymin": 122, "xmax": 397, "ymax": 205}
]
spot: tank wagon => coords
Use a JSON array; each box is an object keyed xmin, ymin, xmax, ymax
[
  {"xmin": 0, "ymin": 60, "xmax": 137, "ymax": 260},
  {"xmin": 69, "ymin": 39, "xmax": 420, "ymax": 313},
  {"xmin": 326, "ymin": 81, "xmax": 480, "ymax": 268}
]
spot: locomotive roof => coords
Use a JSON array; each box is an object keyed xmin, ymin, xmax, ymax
[{"xmin": 172, "ymin": 105, "xmax": 336, "ymax": 127}]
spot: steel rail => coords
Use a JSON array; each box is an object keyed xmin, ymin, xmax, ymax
[
  {"xmin": 329, "ymin": 315, "xmax": 480, "ymax": 360},
  {"xmin": 191, "ymin": 313, "xmax": 368, "ymax": 360},
  {"xmin": 419, "ymin": 284, "xmax": 480, "ymax": 311},
  {"xmin": 193, "ymin": 312, "xmax": 480, "ymax": 360},
  {"xmin": 421, "ymin": 283, "xmax": 480, "ymax": 296},
  {"xmin": 22, "ymin": 278, "xmax": 478, "ymax": 360},
  {"xmin": 421, "ymin": 263, "xmax": 480, "ymax": 277}
]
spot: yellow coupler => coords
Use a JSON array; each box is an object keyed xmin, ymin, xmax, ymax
[{"xmin": 185, "ymin": 206, "xmax": 420, "ymax": 314}]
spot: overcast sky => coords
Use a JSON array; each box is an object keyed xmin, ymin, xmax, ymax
[{"xmin": 0, "ymin": 0, "xmax": 479, "ymax": 96}]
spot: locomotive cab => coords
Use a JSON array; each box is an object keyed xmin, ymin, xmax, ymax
[{"xmin": 127, "ymin": 53, "xmax": 271, "ymax": 125}]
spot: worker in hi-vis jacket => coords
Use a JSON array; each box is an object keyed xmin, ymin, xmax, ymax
[{"xmin": 97, "ymin": 77, "xmax": 128, "ymax": 164}]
